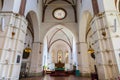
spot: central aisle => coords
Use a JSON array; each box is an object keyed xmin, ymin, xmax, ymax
[{"xmin": 20, "ymin": 75, "xmax": 91, "ymax": 80}]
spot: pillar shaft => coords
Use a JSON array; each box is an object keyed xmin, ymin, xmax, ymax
[
  {"xmin": 0, "ymin": 12, "xmax": 27, "ymax": 80},
  {"xmin": 29, "ymin": 42, "xmax": 43, "ymax": 76},
  {"xmin": 78, "ymin": 42, "xmax": 90, "ymax": 77},
  {"xmin": 90, "ymin": 11, "xmax": 119, "ymax": 80}
]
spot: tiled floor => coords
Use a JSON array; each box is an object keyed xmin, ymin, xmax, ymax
[{"xmin": 20, "ymin": 75, "xmax": 91, "ymax": 80}]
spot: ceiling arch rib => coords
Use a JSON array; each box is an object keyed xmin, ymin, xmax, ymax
[
  {"xmin": 44, "ymin": 24, "xmax": 75, "ymax": 55},
  {"xmin": 48, "ymin": 39, "xmax": 72, "ymax": 52},
  {"xmin": 26, "ymin": 13, "xmax": 34, "ymax": 41},
  {"xmin": 48, "ymin": 28, "xmax": 63, "ymax": 47},
  {"xmin": 42, "ymin": 0, "xmax": 77, "ymax": 5},
  {"xmin": 48, "ymin": 28, "xmax": 72, "ymax": 49},
  {"xmin": 60, "ymin": 29, "xmax": 72, "ymax": 46}
]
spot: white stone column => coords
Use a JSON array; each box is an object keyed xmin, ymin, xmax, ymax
[
  {"xmin": 105, "ymin": 11, "xmax": 120, "ymax": 79},
  {"xmin": 0, "ymin": 12, "xmax": 27, "ymax": 80},
  {"xmin": 90, "ymin": 12, "xmax": 119, "ymax": 80},
  {"xmin": 77, "ymin": 42, "xmax": 80, "ymax": 70},
  {"xmin": 79, "ymin": 42, "xmax": 90, "ymax": 76},
  {"xmin": 29, "ymin": 42, "xmax": 42, "ymax": 76}
]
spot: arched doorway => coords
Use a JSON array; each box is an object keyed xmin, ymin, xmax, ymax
[{"xmin": 42, "ymin": 24, "xmax": 78, "ymax": 72}]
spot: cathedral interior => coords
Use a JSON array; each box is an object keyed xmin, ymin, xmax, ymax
[{"xmin": 0, "ymin": 0, "xmax": 120, "ymax": 80}]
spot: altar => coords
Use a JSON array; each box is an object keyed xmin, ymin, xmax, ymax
[
  {"xmin": 50, "ymin": 61, "xmax": 69, "ymax": 76},
  {"xmin": 55, "ymin": 62, "xmax": 65, "ymax": 72},
  {"xmin": 55, "ymin": 61, "xmax": 65, "ymax": 70},
  {"xmin": 55, "ymin": 68, "xmax": 64, "ymax": 71}
]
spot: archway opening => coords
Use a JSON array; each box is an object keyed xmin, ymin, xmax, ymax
[
  {"xmin": 19, "ymin": 11, "xmax": 39, "ymax": 78},
  {"xmin": 42, "ymin": 25, "xmax": 78, "ymax": 72}
]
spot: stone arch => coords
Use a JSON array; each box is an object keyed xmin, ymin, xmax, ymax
[
  {"xmin": 115, "ymin": 0, "xmax": 120, "ymax": 11},
  {"xmin": 0, "ymin": 0, "xmax": 3, "ymax": 10},
  {"xmin": 42, "ymin": 24, "xmax": 78, "ymax": 70},
  {"xmin": 42, "ymin": 0, "xmax": 77, "ymax": 22},
  {"xmin": 44, "ymin": 24, "xmax": 76, "ymax": 52},
  {"xmin": 78, "ymin": 11, "xmax": 94, "ymax": 76},
  {"xmin": 22, "ymin": 11, "xmax": 40, "ymax": 75},
  {"xmin": 2, "ymin": 0, "xmax": 15, "ymax": 11},
  {"xmin": 45, "ymin": 24, "xmax": 75, "ymax": 36},
  {"xmin": 79, "ymin": 11, "xmax": 93, "ymax": 43},
  {"xmin": 118, "ymin": 0, "xmax": 120, "ymax": 11},
  {"xmin": 26, "ymin": 11, "xmax": 40, "ymax": 42},
  {"xmin": 115, "ymin": 0, "xmax": 117, "ymax": 7}
]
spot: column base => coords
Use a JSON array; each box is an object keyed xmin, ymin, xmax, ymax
[
  {"xmin": 80, "ymin": 73, "xmax": 91, "ymax": 77},
  {"xmin": 28, "ymin": 72, "xmax": 43, "ymax": 77},
  {"xmin": 0, "ymin": 77, "xmax": 19, "ymax": 80}
]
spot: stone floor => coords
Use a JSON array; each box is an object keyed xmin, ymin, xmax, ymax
[{"xmin": 20, "ymin": 75, "xmax": 91, "ymax": 80}]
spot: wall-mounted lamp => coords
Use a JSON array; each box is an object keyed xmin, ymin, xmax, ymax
[
  {"xmin": 12, "ymin": 31, "xmax": 15, "ymax": 37},
  {"xmin": 108, "ymin": 60, "xmax": 112, "ymax": 66},
  {"xmin": 39, "ymin": 42, "xmax": 43, "ymax": 54},
  {"xmin": 102, "ymin": 31, "xmax": 106, "ymax": 37},
  {"xmin": 12, "ymin": 26, "xmax": 16, "ymax": 38},
  {"xmin": 24, "ymin": 45, "xmax": 32, "ymax": 53},
  {"xmin": 0, "ymin": 17, "xmax": 5, "ymax": 31},
  {"xmin": 88, "ymin": 45, "xmax": 95, "ymax": 59},
  {"xmin": 88, "ymin": 45, "xmax": 94, "ymax": 54},
  {"xmin": 23, "ymin": 44, "xmax": 32, "ymax": 59}
]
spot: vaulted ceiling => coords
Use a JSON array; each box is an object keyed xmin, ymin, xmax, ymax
[
  {"xmin": 42, "ymin": 0, "xmax": 77, "ymax": 5},
  {"xmin": 42, "ymin": 0, "xmax": 78, "ymax": 22},
  {"xmin": 46, "ymin": 25, "xmax": 74, "ymax": 52}
]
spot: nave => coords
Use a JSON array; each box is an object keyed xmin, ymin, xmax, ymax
[
  {"xmin": 20, "ymin": 75, "xmax": 91, "ymax": 80},
  {"xmin": 0, "ymin": 0, "xmax": 120, "ymax": 80}
]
